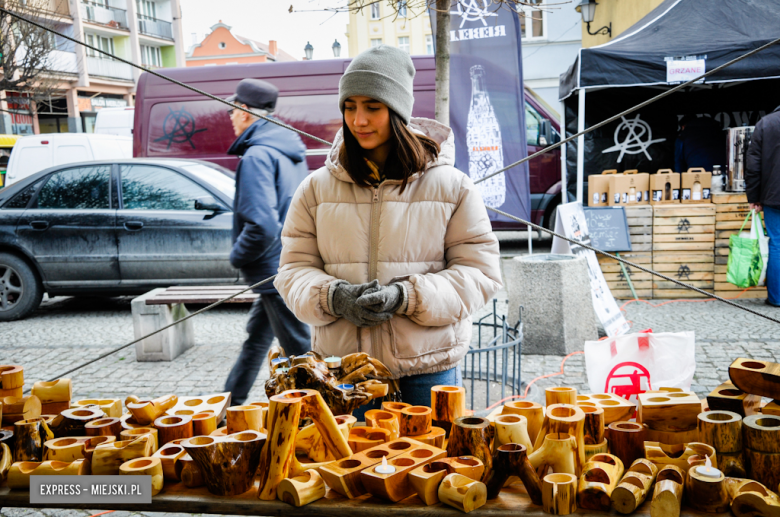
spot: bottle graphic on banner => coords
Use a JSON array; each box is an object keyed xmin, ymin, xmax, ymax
[{"xmin": 467, "ymin": 65, "xmax": 506, "ymax": 208}]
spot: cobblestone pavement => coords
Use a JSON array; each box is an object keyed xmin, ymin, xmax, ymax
[{"xmin": 2, "ymin": 231, "xmax": 779, "ymax": 516}]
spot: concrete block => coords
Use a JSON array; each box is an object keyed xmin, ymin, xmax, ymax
[
  {"xmin": 504, "ymin": 254, "xmax": 597, "ymax": 355},
  {"xmin": 131, "ymin": 288, "xmax": 194, "ymax": 362}
]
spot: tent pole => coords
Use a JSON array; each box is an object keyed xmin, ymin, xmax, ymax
[
  {"xmin": 577, "ymin": 88, "xmax": 586, "ymax": 203},
  {"xmin": 560, "ymin": 100, "xmax": 568, "ymax": 206}
]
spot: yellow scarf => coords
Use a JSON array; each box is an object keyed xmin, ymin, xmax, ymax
[{"xmin": 364, "ymin": 158, "xmax": 385, "ymax": 185}]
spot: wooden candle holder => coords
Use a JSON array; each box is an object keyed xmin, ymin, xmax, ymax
[
  {"xmin": 248, "ymin": 401, "xmax": 269, "ymax": 430},
  {"xmin": 493, "ymin": 414, "xmax": 533, "ymax": 453},
  {"xmin": 14, "ymin": 417, "xmax": 53, "ymax": 461},
  {"xmin": 730, "ymin": 358, "xmax": 780, "ymax": 400},
  {"xmin": 698, "ymin": 410, "xmax": 745, "ymax": 477},
  {"xmin": 725, "ymin": 478, "xmax": 780, "ymax": 517},
  {"xmin": 179, "ymin": 453, "xmax": 204, "ymax": 488},
  {"xmin": 73, "ymin": 398, "xmax": 122, "ymax": 418},
  {"xmin": 50, "ymin": 407, "xmax": 105, "ymax": 437},
  {"xmin": 547, "ymin": 387, "xmax": 577, "ymax": 406},
  {"xmin": 611, "ymin": 458, "xmax": 659, "ymax": 514},
  {"xmin": 226, "ymin": 405, "xmax": 262, "ymax": 434},
  {"xmin": 119, "ymin": 413, "xmax": 145, "ymax": 430},
  {"xmin": 295, "ymin": 414, "xmax": 356, "ymax": 463},
  {"xmin": 348, "ymin": 427, "xmax": 391, "ymax": 452},
  {"xmin": 0, "ymin": 387, "xmax": 23, "ymax": 399},
  {"xmin": 85, "ymin": 417, "xmax": 122, "ymax": 438},
  {"xmin": 577, "ymin": 453, "xmax": 625, "ymax": 511},
  {"xmin": 120, "ymin": 427, "xmax": 159, "ymax": 453},
  {"xmin": 413, "ymin": 426, "xmax": 445, "ymax": 448},
  {"xmin": 192, "ymin": 411, "xmax": 217, "ymax": 436},
  {"xmin": 210, "ymin": 427, "xmax": 229, "ymax": 437},
  {"xmin": 577, "ymin": 394, "xmax": 635, "ymax": 424},
  {"xmin": 1, "ymin": 443, "xmax": 11, "ymax": 482},
  {"xmin": 31, "ymin": 379, "xmax": 72, "ymax": 416},
  {"xmin": 638, "ymin": 392, "xmax": 701, "ymax": 432},
  {"xmin": 485, "ymin": 443, "xmax": 542, "ymax": 503},
  {"xmin": 744, "ymin": 414, "xmax": 780, "ymax": 453},
  {"xmin": 277, "ymin": 469, "xmax": 326, "ymax": 507},
  {"xmin": 400, "ymin": 406, "xmax": 432, "ymax": 437},
  {"xmin": 745, "ymin": 448, "xmax": 780, "ymax": 491},
  {"xmin": 644, "ymin": 441, "xmax": 717, "ymax": 474},
  {"xmin": 542, "ymin": 473, "xmax": 578, "ymax": 515},
  {"xmin": 382, "ymin": 401, "xmax": 411, "ymax": 420},
  {"xmin": 152, "ymin": 442, "xmax": 187, "ymax": 480},
  {"xmin": 446, "ymin": 416, "xmax": 495, "ymax": 482},
  {"xmin": 119, "ymin": 457, "xmax": 164, "ymax": 495},
  {"xmin": 165, "ymin": 392, "xmax": 231, "ymax": 422},
  {"xmin": 44, "ymin": 436, "xmax": 114, "ymax": 462},
  {"xmin": 581, "ymin": 405, "xmax": 605, "ymax": 445},
  {"xmin": 2, "ymin": 395, "xmax": 41, "ymax": 425},
  {"xmin": 685, "ymin": 463, "xmax": 729, "ymax": 513},
  {"xmin": 645, "ymin": 426, "xmax": 701, "ymax": 446},
  {"xmin": 502, "ymin": 401, "xmax": 544, "ymax": 444},
  {"xmin": 439, "ymin": 473, "xmax": 487, "ymax": 513},
  {"xmin": 182, "ymin": 430, "xmax": 266, "ymax": 496},
  {"xmin": 606, "ymin": 421, "xmax": 646, "ymax": 468},
  {"xmin": 707, "ymin": 381, "xmax": 761, "ymax": 417},
  {"xmin": 318, "ymin": 437, "xmax": 421, "ymax": 498},
  {"xmin": 91, "ymin": 434, "xmax": 155, "ymax": 475},
  {"xmin": 360, "ymin": 442, "xmax": 446, "ymax": 502},
  {"xmin": 258, "ymin": 389, "xmax": 351, "ymax": 500},
  {"xmin": 534, "ymin": 404, "xmax": 586, "ymax": 473},
  {"xmin": 529, "ymin": 433, "xmax": 579, "ymax": 477},
  {"xmin": 0, "ymin": 365, "xmax": 23, "ymax": 391},
  {"xmin": 125, "ymin": 394, "xmax": 178, "ymax": 425},
  {"xmin": 431, "ymin": 385, "xmax": 466, "ymax": 434},
  {"xmin": 584, "ymin": 439, "xmax": 608, "ymax": 461},
  {"xmin": 7, "ymin": 459, "xmax": 88, "ymax": 489},
  {"xmin": 154, "ymin": 415, "xmax": 194, "ymax": 446},
  {"xmin": 650, "ymin": 465, "xmax": 684, "ymax": 517},
  {"xmin": 365, "ymin": 410, "xmax": 400, "ymax": 440},
  {"xmin": 409, "ymin": 461, "xmax": 450, "ymax": 505}
]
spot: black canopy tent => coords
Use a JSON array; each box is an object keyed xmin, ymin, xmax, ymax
[{"xmin": 558, "ymin": 0, "xmax": 780, "ymax": 200}]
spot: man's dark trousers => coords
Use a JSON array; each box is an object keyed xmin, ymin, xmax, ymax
[{"xmin": 225, "ymin": 293, "xmax": 310, "ymax": 405}]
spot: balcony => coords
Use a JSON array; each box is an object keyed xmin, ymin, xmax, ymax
[
  {"xmin": 86, "ymin": 56, "xmax": 133, "ymax": 80},
  {"xmin": 46, "ymin": 49, "xmax": 79, "ymax": 74},
  {"xmin": 138, "ymin": 15, "xmax": 173, "ymax": 40},
  {"xmin": 80, "ymin": 2, "xmax": 128, "ymax": 30}
]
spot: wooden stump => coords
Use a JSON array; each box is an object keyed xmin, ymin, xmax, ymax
[
  {"xmin": 13, "ymin": 417, "xmax": 53, "ymax": 462},
  {"xmin": 685, "ymin": 464, "xmax": 729, "ymax": 513},
  {"xmin": 581, "ymin": 405, "xmax": 605, "ymax": 445},
  {"xmin": 492, "ymin": 414, "xmax": 533, "ymax": 453},
  {"xmin": 400, "ymin": 406, "xmax": 432, "ymax": 437},
  {"xmin": 120, "ymin": 427, "xmax": 159, "ymax": 453},
  {"xmin": 606, "ymin": 421, "xmax": 646, "ymax": 469},
  {"xmin": 725, "ymin": 478, "xmax": 780, "ymax": 517},
  {"xmin": 542, "ymin": 473, "xmax": 578, "ymax": 515},
  {"xmin": 744, "ymin": 414, "xmax": 780, "ymax": 453},
  {"xmin": 529, "ymin": 433, "xmax": 579, "ymax": 477},
  {"xmin": 546, "ymin": 387, "xmax": 577, "ymax": 407},
  {"xmin": 438, "ymin": 473, "xmax": 487, "ymax": 514},
  {"xmin": 0, "ymin": 365, "xmax": 23, "ymax": 391},
  {"xmin": 50, "ymin": 407, "xmax": 105, "ymax": 437},
  {"xmin": 119, "ymin": 457, "xmax": 164, "ymax": 495},
  {"xmin": 365, "ymin": 410, "xmax": 400, "ymax": 440},
  {"xmin": 7, "ymin": 459, "xmax": 89, "ymax": 489},
  {"xmin": 226, "ymin": 405, "xmax": 263, "ymax": 434},
  {"xmin": 577, "ymin": 453, "xmax": 624, "ymax": 512},
  {"xmin": 431, "ymin": 386, "xmax": 466, "ymax": 435},
  {"xmin": 152, "ymin": 442, "xmax": 187, "ymax": 481},
  {"xmin": 381, "ymin": 401, "xmax": 411, "ymax": 421},
  {"xmin": 698, "ymin": 410, "xmax": 744, "ymax": 476},
  {"xmin": 534, "ymin": 404, "xmax": 586, "ymax": 473},
  {"xmin": 154, "ymin": 415, "xmax": 194, "ymax": 446},
  {"xmin": 277, "ymin": 469, "xmax": 326, "ymax": 507},
  {"xmin": 182, "ymin": 430, "xmax": 266, "ymax": 496},
  {"xmin": 611, "ymin": 459, "xmax": 658, "ymax": 515},
  {"xmin": 644, "ymin": 441, "xmax": 717, "ymax": 474},
  {"xmin": 650, "ymin": 465, "xmax": 684, "ymax": 517},
  {"xmin": 729, "ymin": 358, "xmax": 780, "ymax": 400},
  {"xmin": 2, "ymin": 395, "xmax": 41, "ymax": 425},
  {"xmin": 485, "ymin": 443, "xmax": 542, "ymax": 504},
  {"xmin": 706, "ymin": 381, "xmax": 761, "ymax": 417},
  {"xmin": 125, "ymin": 394, "xmax": 178, "ymax": 425},
  {"xmin": 745, "ymin": 448, "xmax": 780, "ymax": 490},
  {"xmin": 85, "ymin": 417, "xmax": 122, "ymax": 438},
  {"xmin": 179, "ymin": 453, "xmax": 205, "ymax": 488},
  {"xmin": 502, "ymin": 401, "xmax": 544, "ymax": 444},
  {"xmin": 192, "ymin": 411, "xmax": 218, "ymax": 436},
  {"xmin": 446, "ymin": 416, "xmax": 494, "ymax": 482},
  {"xmin": 91, "ymin": 435, "xmax": 155, "ymax": 475}
]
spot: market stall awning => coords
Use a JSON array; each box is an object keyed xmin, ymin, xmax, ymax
[{"xmin": 559, "ymin": 0, "xmax": 780, "ymax": 100}]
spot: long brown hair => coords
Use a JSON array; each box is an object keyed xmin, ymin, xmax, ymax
[{"xmin": 339, "ymin": 110, "xmax": 440, "ymax": 194}]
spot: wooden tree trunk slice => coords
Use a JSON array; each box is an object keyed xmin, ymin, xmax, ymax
[
  {"xmin": 119, "ymin": 456, "xmax": 164, "ymax": 495},
  {"xmin": 431, "ymin": 386, "xmax": 466, "ymax": 435},
  {"xmin": 446, "ymin": 416, "xmax": 494, "ymax": 482},
  {"xmin": 183, "ymin": 430, "xmax": 266, "ymax": 496},
  {"xmin": 13, "ymin": 417, "xmax": 53, "ymax": 462},
  {"xmin": 542, "ymin": 473, "xmax": 578, "ymax": 515}
]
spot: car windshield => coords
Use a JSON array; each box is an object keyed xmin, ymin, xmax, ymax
[{"xmin": 181, "ymin": 163, "xmax": 235, "ymax": 199}]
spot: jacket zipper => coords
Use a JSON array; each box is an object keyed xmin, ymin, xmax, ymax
[{"xmin": 368, "ymin": 185, "xmax": 382, "ymax": 358}]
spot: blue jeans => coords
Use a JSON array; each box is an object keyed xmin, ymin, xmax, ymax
[
  {"xmin": 225, "ymin": 293, "xmax": 311, "ymax": 405},
  {"xmin": 764, "ymin": 206, "xmax": 780, "ymax": 306},
  {"xmin": 352, "ymin": 366, "xmax": 463, "ymax": 421}
]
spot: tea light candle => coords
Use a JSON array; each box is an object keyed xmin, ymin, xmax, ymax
[
  {"xmin": 325, "ymin": 356, "xmax": 342, "ymax": 369},
  {"xmin": 336, "ymin": 383, "xmax": 354, "ymax": 392},
  {"xmin": 277, "ymin": 367, "xmax": 290, "ymax": 374},
  {"xmin": 374, "ymin": 455, "xmax": 395, "ymax": 475}
]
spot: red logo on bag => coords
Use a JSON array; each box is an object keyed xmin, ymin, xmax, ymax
[{"xmin": 604, "ymin": 362, "xmax": 652, "ymax": 403}]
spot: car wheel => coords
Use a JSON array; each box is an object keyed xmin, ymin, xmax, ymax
[{"xmin": 0, "ymin": 252, "xmax": 43, "ymax": 321}]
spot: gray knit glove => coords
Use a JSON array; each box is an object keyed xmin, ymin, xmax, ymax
[
  {"xmin": 356, "ymin": 284, "xmax": 404, "ymax": 313},
  {"xmin": 331, "ymin": 280, "xmax": 393, "ymax": 328}
]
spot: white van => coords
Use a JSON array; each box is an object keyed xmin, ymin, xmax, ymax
[
  {"xmin": 4, "ymin": 133, "xmax": 133, "ymax": 185},
  {"xmin": 94, "ymin": 107, "xmax": 135, "ymax": 137}
]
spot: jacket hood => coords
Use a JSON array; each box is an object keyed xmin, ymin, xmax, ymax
[
  {"xmin": 325, "ymin": 117, "xmax": 456, "ymax": 184},
  {"xmin": 228, "ymin": 118, "xmax": 307, "ymax": 164}
]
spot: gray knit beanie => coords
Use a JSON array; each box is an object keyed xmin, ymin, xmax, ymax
[{"xmin": 339, "ymin": 45, "xmax": 415, "ymax": 124}]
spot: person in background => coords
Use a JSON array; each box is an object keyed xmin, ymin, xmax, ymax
[
  {"xmin": 746, "ymin": 105, "xmax": 780, "ymax": 307},
  {"xmin": 274, "ymin": 45, "xmax": 503, "ymax": 416},
  {"xmin": 675, "ymin": 114, "xmax": 726, "ymax": 173},
  {"xmin": 224, "ymin": 78, "xmax": 311, "ymax": 404}
]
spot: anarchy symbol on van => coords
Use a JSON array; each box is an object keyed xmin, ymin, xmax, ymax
[{"xmin": 155, "ymin": 106, "xmax": 207, "ymax": 150}]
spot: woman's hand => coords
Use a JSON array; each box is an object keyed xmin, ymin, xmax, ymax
[
  {"xmin": 357, "ymin": 284, "xmax": 404, "ymax": 313},
  {"xmin": 332, "ymin": 280, "xmax": 394, "ymax": 328}
]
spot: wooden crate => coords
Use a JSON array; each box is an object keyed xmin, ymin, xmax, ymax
[
  {"xmin": 652, "ymin": 204, "xmax": 716, "ymax": 253},
  {"xmin": 712, "ymin": 193, "xmax": 748, "ymax": 204},
  {"xmin": 651, "ymin": 245, "xmax": 714, "ymax": 299}
]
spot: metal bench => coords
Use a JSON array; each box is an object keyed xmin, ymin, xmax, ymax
[{"xmin": 131, "ymin": 286, "xmax": 257, "ymax": 362}]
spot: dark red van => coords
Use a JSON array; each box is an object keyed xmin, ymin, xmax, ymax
[{"xmin": 133, "ymin": 56, "xmax": 564, "ymax": 229}]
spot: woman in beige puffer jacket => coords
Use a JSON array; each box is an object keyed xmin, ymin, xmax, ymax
[{"xmin": 274, "ymin": 45, "xmax": 502, "ymax": 408}]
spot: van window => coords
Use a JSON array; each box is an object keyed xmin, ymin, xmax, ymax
[
  {"xmin": 56, "ymin": 145, "xmax": 90, "ymax": 164},
  {"xmin": 35, "ymin": 166, "xmax": 111, "ymax": 209},
  {"xmin": 275, "ymin": 94, "xmax": 341, "ymax": 152},
  {"xmin": 525, "ymin": 102, "xmax": 543, "ymax": 147},
  {"xmin": 16, "ymin": 146, "xmax": 52, "ymax": 177}
]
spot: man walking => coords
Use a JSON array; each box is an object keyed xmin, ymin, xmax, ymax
[
  {"xmin": 746, "ymin": 105, "xmax": 780, "ymax": 307},
  {"xmin": 224, "ymin": 78, "xmax": 311, "ymax": 404}
]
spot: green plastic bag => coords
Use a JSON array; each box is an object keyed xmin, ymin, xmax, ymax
[{"xmin": 726, "ymin": 211, "xmax": 764, "ymax": 288}]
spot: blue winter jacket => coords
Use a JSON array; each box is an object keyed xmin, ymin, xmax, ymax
[{"xmin": 228, "ymin": 118, "xmax": 309, "ymax": 293}]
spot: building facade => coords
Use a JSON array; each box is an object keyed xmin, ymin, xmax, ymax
[
  {"xmin": 0, "ymin": 0, "xmax": 186, "ymax": 135},
  {"xmin": 186, "ymin": 21, "xmax": 296, "ymax": 67},
  {"xmin": 579, "ymin": 0, "xmax": 665, "ymax": 48},
  {"xmin": 345, "ymin": 2, "xmax": 434, "ymax": 57}
]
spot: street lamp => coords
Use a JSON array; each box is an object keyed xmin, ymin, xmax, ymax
[
  {"xmin": 332, "ymin": 39, "xmax": 341, "ymax": 58},
  {"xmin": 304, "ymin": 41, "xmax": 313, "ymax": 60},
  {"xmin": 577, "ymin": 0, "xmax": 611, "ymax": 37}
]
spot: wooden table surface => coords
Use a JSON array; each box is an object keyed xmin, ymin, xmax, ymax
[{"xmin": 0, "ymin": 480, "xmax": 721, "ymax": 517}]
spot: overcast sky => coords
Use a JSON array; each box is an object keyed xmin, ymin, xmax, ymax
[{"xmin": 180, "ymin": 0, "xmax": 351, "ymax": 60}]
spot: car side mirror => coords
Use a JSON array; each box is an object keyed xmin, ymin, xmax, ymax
[
  {"xmin": 539, "ymin": 119, "xmax": 554, "ymax": 147},
  {"xmin": 194, "ymin": 196, "xmax": 224, "ymax": 212}
]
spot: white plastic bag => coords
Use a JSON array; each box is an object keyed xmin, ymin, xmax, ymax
[
  {"xmin": 584, "ymin": 330, "xmax": 696, "ymax": 404},
  {"xmin": 750, "ymin": 210, "xmax": 770, "ymax": 286}
]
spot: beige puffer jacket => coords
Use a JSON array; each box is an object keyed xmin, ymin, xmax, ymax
[{"xmin": 274, "ymin": 118, "xmax": 502, "ymax": 379}]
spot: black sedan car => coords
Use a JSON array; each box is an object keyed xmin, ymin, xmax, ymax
[{"xmin": 0, "ymin": 158, "xmax": 239, "ymax": 320}]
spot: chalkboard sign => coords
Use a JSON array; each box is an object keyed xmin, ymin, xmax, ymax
[{"xmin": 583, "ymin": 207, "xmax": 632, "ymax": 252}]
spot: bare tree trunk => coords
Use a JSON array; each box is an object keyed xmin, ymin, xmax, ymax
[{"xmin": 434, "ymin": 0, "xmax": 450, "ymax": 126}]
